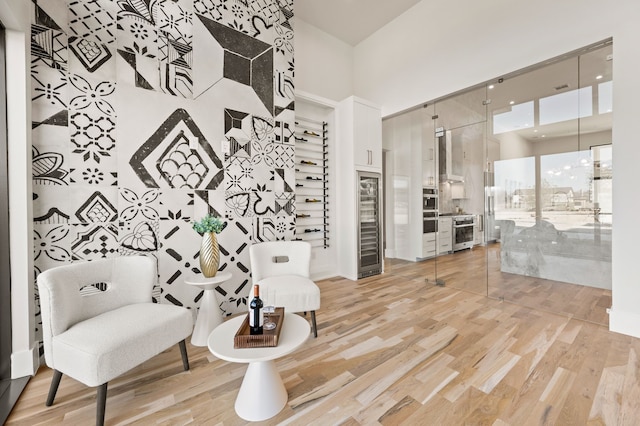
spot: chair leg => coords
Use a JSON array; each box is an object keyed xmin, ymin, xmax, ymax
[
  {"xmin": 96, "ymin": 382, "xmax": 107, "ymax": 426},
  {"xmin": 179, "ymin": 339, "xmax": 190, "ymax": 371},
  {"xmin": 310, "ymin": 311, "xmax": 318, "ymax": 338},
  {"xmin": 46, "ymin": 369, "xmax": 63, "ymax": 406}
]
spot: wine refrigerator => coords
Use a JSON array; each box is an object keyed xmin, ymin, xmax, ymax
[{"xmin": 357, "ymin": 171, "xmax": 382, "ymax": 278}]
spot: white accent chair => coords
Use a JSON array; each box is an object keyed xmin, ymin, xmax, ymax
[
  {"xmin": 37, "ymin": 256, "xmax": 193, "ymax": 426},
  {"xmin": 249, "ymin": 241, "xmax": 320, "ymax": 337}
]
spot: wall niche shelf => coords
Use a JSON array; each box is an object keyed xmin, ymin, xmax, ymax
[{"xmin": 294, "ymin": 117, "xmax": 329, "ymax": 249}]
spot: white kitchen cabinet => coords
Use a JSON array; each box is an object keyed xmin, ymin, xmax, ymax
[
  {"xmin": 422, "ymin": 233, "xmax": 436, "ymax": 258},
  {"xmin": 336, "ymin": 96, "xmax": 383, "ymax": 279},
  {"xmin": 474, "ymin": 215, "xmax": 483, "ymax": 245},
  {"xmin": 437, "ymin": 217, "xmax": 452, "ymax": 254},
  {"xmin": 339, "ymin": 96, "xmax": 382, "ymax": 170}
]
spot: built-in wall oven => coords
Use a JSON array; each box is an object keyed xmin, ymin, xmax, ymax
[
  {"xmin": 423, "ymin": 188, "xmax": 438, "ymax": 234},
  {"xmin": 453, "ymin": 215, "xmax": 475, "ymax": 251},
  {"xmin": 423, "ymin": 187, "xmax": 438, "ymax": 211}
]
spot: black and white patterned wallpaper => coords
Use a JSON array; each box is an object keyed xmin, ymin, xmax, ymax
[{"xmin": 31, "ymin": 0, "xmax": 296, "ymax": 330}]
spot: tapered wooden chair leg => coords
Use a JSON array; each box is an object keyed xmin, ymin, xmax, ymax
[
  {"xmin": 46, "ymin": 370, "xmax": 63, "ymax": 406},
  {"xmin": 311, "ymin": 311, "xmax": 318, "ymax": 338},
  {"xmin": 179, "ymin": 339, "xmax": 190, "ymax": 371},
  {"xmin": 96, "ymin": 382, "xmax": 107, "ymax": 426}
]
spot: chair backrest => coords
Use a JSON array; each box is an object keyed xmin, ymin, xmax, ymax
[
  {"xmin": 249, "ymin": 241, "xmax": 311, "ymax": 282},
  {"xmin": 37, "ymin": 256, "xmax": 156, "ymax": 362}
]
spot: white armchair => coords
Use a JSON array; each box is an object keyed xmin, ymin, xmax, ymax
[
  {"xmin": 37, "ymin": 256, "xmax": 193, "ymax": 426},
  {"xmin": 249, "ymin": 241, "xmax": 320, "ymax": 337}
]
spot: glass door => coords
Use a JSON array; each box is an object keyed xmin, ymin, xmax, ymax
[
  {"xmin": 432, "ymin": 86, "xmax": 488, "ymax": 295},
  {"xmin": 486, "ymin": 43, "xmax": 613, "ymax": 325}
]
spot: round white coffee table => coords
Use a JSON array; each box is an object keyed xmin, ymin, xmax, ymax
[
  {"xmin": 184, "ymin": 271, "xmax": 232, "ymax": 346},
  {"xmin": 208, "ymin": 313, "xmax": 310, "ymax": 421}
]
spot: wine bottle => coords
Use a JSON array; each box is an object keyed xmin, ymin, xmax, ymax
[
  {"xmin": 301, "ymin": 160, "xmax": 317, "ymax": 166},
  {"xmin": 249, "ymin": 284, "xmax": 263, "ymax": 335},
  {"xmin": 304, "ymin": 130, "xmax": 320, "ymax": 137}
]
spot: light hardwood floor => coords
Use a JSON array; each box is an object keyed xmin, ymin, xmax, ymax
[{"xmin": 7, "ymin": 258, "xmax": 635, "ymax": 425}]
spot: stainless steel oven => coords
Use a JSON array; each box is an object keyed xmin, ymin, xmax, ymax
[
  {"xmin": 423, "ymin": 187, "xmax": 438, "ymax": 235},
  {"xmin": 423, "ymin": 211, "xmax": 437, "ymax": 234},
  {"xmin": 453, "ymin": 215, "xmax": 475, "ymax": 251},
  {"xmin": 423, "ymin": 187, "xmax": 438, "ymax": 211}
]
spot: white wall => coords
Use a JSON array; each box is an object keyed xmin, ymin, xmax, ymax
[
  {"xmin": 294, "ymin": 19, "xmax": 354, "ymax": 102},
  {"xmin": 295, "ymin": 92, "xmax": 339, "ymax": 280},
  {"xmin": 354, "ymin": 0, "xmax": 626, "ymax": 117},
  {"xmin": 352, "ymin": 0, "xmax": 640, "ymax": 338},
  {"xmin": 0, "ymin": 0, "xmax": 38, "ymax": 377}
]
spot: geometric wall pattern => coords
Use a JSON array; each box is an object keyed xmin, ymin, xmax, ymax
[{"xmin": 31, "ymin": 0, "xmax": 296, "ymax": 341}]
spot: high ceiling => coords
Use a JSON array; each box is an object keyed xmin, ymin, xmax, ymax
[{"xmin": 294, "ymin": 0, "xmax": 421, "ymax": 46}]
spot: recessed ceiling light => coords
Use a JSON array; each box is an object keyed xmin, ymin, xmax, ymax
[
  {"xmin": 541, "ymin": 135, "xmax": 546, "ymax": 138},
  {"xmin": 596, "ymin": 75, "xmax": 603, "ymax": 80},
  {"xmin": 509, "ymin": 101, "xmax": 515, "ymax": 105},
  {"xmin": 488, "ymin": 85, "xmax": 494, "ymax": 89},
  {"xmin": 533, "ymin": 129, "xmax": 538, "ymax": 133}
]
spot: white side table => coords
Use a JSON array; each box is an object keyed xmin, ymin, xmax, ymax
[
  {"xmin": 184, "ymin": 271, "xmax": 232, "ymax": 346},
  {"xmin": 208, "ymin": 313, "xmax": 310, "ymax": 421}
]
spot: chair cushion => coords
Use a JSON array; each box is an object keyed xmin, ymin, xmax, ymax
[
  {"xmin": 258, "ymin": 275, "xmax": 320, "ymax": 312},
  {"xmin": 51, "ymin": 303, "xmax": 193, "ymax": 387}
]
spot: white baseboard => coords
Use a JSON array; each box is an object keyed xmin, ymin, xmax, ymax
[
  {"xmin": 310, "ymin": 270, "xmax": 338, "ymax": 281},
  {"xmin": 609, "ymin": 308, "xmax": 640, "ymax": 338},
  {"xmin": 11, "ymin": 345, "xmax": 39, "ymax": 378}
]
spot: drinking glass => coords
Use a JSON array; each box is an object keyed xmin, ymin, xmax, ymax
[{"xmin": 263, "ymin": 305, "xmax": 276, "ymax": 330}]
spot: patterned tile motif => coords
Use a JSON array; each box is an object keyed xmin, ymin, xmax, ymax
[
  {"xmin": 33, "ymin": 187, "xmax": 72, "ymax": 225},
  {"xmin": 157, "ymin": 219, "xmax": 201, "ymax": 306},
  {"xmin": 119, "ymin": 188, "xmax": 160, "ymax": 221},
  {"xmin": 129, "ymin": 108, "xmax": 224, "ymax": 190},
  {"xmin": 216, "ymin": 217, "xmax": 253, "ymax": 312},
  {"xmin": 68, "ymin": 74, "xmax": 116, "ymax": 115},
  {"xmin": 275, "ymin": 192, "xmax": 295, "ymax": 216},
  {"xmin": 31, "ymin": 0, "xmax": 295, "ymax": 329},
  {"xmin": 69, "ymin": 0, "xmax": 117, "ymax": 45},
  {"xmin": 119, "ymin": 220, "xmax": 160, "ymax": 253},
  {"xmin": 116, "ymin": 49, "xmax": 160, "ymax": 90},
  {"xmin": 197, "ymin": 14, "xmax": 274, "ymax": 114},
  {"xmin": 158, "ymin": 33, "xmax": 193, "ymax": 98},
  {"xmin": 34, "ymin": 224, "xmax": 72, "ymax": 263},
  {"xmin": 68, "ymin": 36, "xmax": 113, "ymax": 73},
  {"xmin": 70, "ymin": 110, "xmax": 116, "ymax": 163},
  {"xmin": 70, "ymin": 223, "xmax": 119, "ymax": 260},
  {"xmin": 225, "ymin": 190, "xmax": 252, "ymax": 218},
  {"xmin": 158, "ymin": 189, "xmax": 195, "ymax": 221},
  {"xmin": 225, "ymin": 157, "xmax": 253, "ymax": 192},
  {"xmin": 31, "ymin": 25, "xmax": 68, "ymax": 70},
  {"xmin": 33, "ymin": 0, "xmax": 70, "ymax": 33},
  {"xmin": 75, "ymin": 191, "xmax": 118, "ymax": 223},
  {"xmin": 31, "ymin": 66, "xmax": 68, "ymax": 110},
  {"xmin": 32, "ymin": 146, "xmax": 70, "ymax": 186},
  {"xmin": 253, "ymin": 216, "xmax": 295, "ymax": 242}
]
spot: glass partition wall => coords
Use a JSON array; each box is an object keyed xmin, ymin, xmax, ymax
[
  {"xmin": 384, "ymin": 41, "xmax": 612, "ymax": 326},
  {"xmin": 485, "ymin": 43, "xmax": 612, "ymax": 325}
]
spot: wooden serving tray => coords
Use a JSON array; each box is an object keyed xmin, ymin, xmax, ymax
[{"xmin": 234, "ymin": 307, "xmax": 285, "ymax": 348}]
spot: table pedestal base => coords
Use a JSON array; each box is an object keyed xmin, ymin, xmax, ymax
[
  {"xmin": 235, "ymin": 360, "xmax": 287, "ymax": 421},
  {"xmin": 191, "ymin": 290, "xmax": 223, "ymax": 346}
]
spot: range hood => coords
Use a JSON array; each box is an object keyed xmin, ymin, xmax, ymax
[{"xmin": 436, "ymin": 127, "xmax": 464, "ymax": 182}]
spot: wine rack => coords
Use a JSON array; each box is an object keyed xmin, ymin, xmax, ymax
[{"xmin": 294, "ymin": 117, "xmax": 329, "ymax": 248}]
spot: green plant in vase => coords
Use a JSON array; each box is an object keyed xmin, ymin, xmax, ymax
[{"xmin": 192, "ymin": 214, "xmax": 224, "ymax": 277}]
